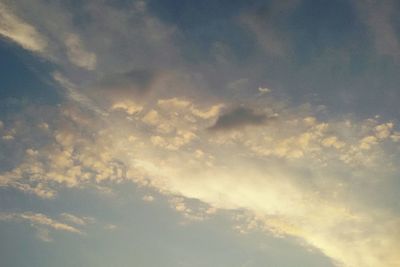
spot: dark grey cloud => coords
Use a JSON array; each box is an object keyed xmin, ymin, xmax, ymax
[{"xmin": 209, "ymin": 107, "xmax": 269, "ymax": 131}]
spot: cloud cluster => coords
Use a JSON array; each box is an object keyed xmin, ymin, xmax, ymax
[
  {"xmin": 2, "ymin": 90, "xmax": 400, "ymax": 266},
  {"xmin": 1, "ymin": 1, "xmax": 400, "ymax": 266}
]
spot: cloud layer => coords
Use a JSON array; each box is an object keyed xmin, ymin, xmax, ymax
[{"xmin": 1, "ymin": 1, "xmax": 400, "ymax": 266}]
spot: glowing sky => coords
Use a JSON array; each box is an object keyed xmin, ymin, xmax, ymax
[{"xmin": 1, "ymin": 1, "xmax": 400, "ymax": 266}]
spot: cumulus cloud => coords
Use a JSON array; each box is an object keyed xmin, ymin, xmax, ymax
[
  {"xmin": 111, "ymin": 100, "xmax": 143, "ymax": 115},
  {"xmin": 129, "ymin": 121, "xmax": 400, "ymax": 267},
  {"xmin": 2, "ymin": 86, "xmax": 400, "ymax": 266},
  {"xmin": 142, "ymin": 195, "xmax": 155, "ymax": 202}
]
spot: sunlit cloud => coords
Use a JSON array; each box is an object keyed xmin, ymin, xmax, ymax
[
  {"xmin": 1, "ymin": 0, "xmax": 400, "ymax": 266},
  {"xmin": 0, "ymin": 212, "xmax": 83, "ymax": 241},
  {"xmin": 0, "ymin": 2, "xmax": 47, "ymax": 52}
]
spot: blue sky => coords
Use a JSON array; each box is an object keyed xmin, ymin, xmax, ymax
[{"xmin": 1, "ymin": 1, "xmax": 400, "ymax": 266}]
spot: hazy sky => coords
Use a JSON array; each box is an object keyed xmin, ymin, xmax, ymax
[{"xmin": 1, "ymin": 1, "xmax": 400, "ymax": 266}]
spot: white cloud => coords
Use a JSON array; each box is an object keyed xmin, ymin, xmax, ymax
[
  {"xmin": 157, "ymin": 98, "xmax": 191, "ymax": 109},
  {"xmin": 0, "ymin": 212, "xmax": 82, "ymax": 241},
  {"xmin": 142, "ymin": 110, "xmax": 160, "ymax": 125},
  {"xmin": 2, "ymin": 135, "xmax": 14, "ymax": 140},
  {"xmin": 2, "ymin": 87, "xmax": 400, "ymax": 266},
  {"xmin": 374, "ymin": 122, "xmax": 393, "ymax": 139},
  {"xmin": 60, "ymin": 213, "xmax": 94, "ymax": 226},
  {"xmin": 0, "ymin": 2, "xmax": 47, "ymax": 53},
  {"xmin": 321, "ymin": 136, "xmax": 345, "ymax": 149},
  {"xmin": 111, "ymin": 100, "xmax": 143, "ymax": 115},
  {"xmin": 191, "ymin": 104, "xmax": 223, "ymax": 119},
  {"xmin": 2, "ymin": 89, "xmax": 400, "ymax": 266},
  {"xmin": 258, "ymin": 87, "xmax": 271, "ymax": 95},
  {"xmin": 120, "ymin": 101, "xmax": 400, "ymax": 266},
  {"xmin": 142, "ymin": 195, "xmax": 155, "ymax": 202},
  {"xmin": 132, "ymin": 150, "xmax": 400, "ymax": 267}
]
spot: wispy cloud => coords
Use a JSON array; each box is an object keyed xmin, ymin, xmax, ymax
[
  {"xmin": 59, "ymin": 213, "xmax": 95, "ymax": 226},
  {"xmin": 240, "ymin": 0, "xmax": 301, "ymax": 57},
  {"xmin": 0, "ymin": 212, "xmax": 82, "ymax": 241},
  {"xmin": 52, "ymin": 72, "xmax": 108, "ymax": 117},
  {"xmin": 354, "ymin": 0, "xmax": 400, "ymax": 58},
  {"xmin": 64, "ymin": 33, "xmax": 97, "ymax": 70},
  {"xmin": 0, "ymin": 2, "xmax": 47, "ymax": 52}
]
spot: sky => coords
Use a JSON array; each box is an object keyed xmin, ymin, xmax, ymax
[{"xmin": 0, "ymin": 0, "xmax": 400, "ymax": 266}]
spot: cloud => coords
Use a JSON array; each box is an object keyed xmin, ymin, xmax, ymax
[
  {"xmin": 52, "ymin": 72, "xmax": 108, "ymax": 117},
  {"xmin": 168, "ymin": 197, "xmax": 217, "ymax": 222},
  {"xmin": 0, "ymin": 2, "xmax": 47, "ymax": 52},
  {"xmin": 130, "ymin": 139, "xmax": 400, "ymax": 267},
  {"xmin": 65, "ymin": 33, "xmax": 97, "ymax": 70},
  {"xmin": 120, "ymin": 99, "xmax": 400, "ymax": 266},
  {"xmin": 354, "ymin": 0, "xmax": 400, "ymax": 58},
  {"xmin": 0, "ymin": 212, "xmax": 82, "ymax": 241},
  {"xmin": 1, "ymin": 0, "xmax": 178, "ymax": 82},
  {"xmin": 190, "ymin": 104, "xmax": 222, "ymax": 119},
  {"xmin": 2, "ymin": 87, "xmax": 400, "ymax": 266},
  {"xmin": 157, "ymin": 98, "xmax": 191, "ymax": 109},
  {"xmin": 1, "ymin": 1, "xmax": 400, "ymax": 266},
  {"xmin": 209, "ymin": 107, "xmax": 270, "ymax": 131},
  {"xmin": 0, "ymin": 103, "xmax": 126, "ymax": 197},
  {"xmin": 142, "ymin": 195, "xmax": 155, "ymax": 202},
  {"xmin": 111, "ymin": 100, "xmax": 143, "ymax": 115},
  {"xmin": 258, "ymin": 87, "xmax": 271, "ymax": 95},
  {"xmin": 1, "ymin": 28, "xmax": 400, "ymax": 262},
  {"xmin": 239, "ymin": 1, "xmax": 301, "ymax": 57},
  {"xmin": 2, "ymin": 135, "xmax": 14, "ymax": 140},
  {"xmin": 157, "ymin": 97, "xmax": 223, "ymax": 120},
  {"xmin": 142, "ymin": 110, "xmax": 160, "ymax": 126},
  {"xmin": 0, "ymin": 1, "xmax": 97, "ymax": 70},
  {"xmin": 59, "ymin": 213, "xmax": 94, "ymax": 226},
  {"xmin": 104, "ymin": 224, "xmax": 117, "ymax": 231}
]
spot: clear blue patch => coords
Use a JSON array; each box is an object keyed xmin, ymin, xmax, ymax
[{"xmin": 0, "ymin": 42, "xmax": 61, "ymax": 106}]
